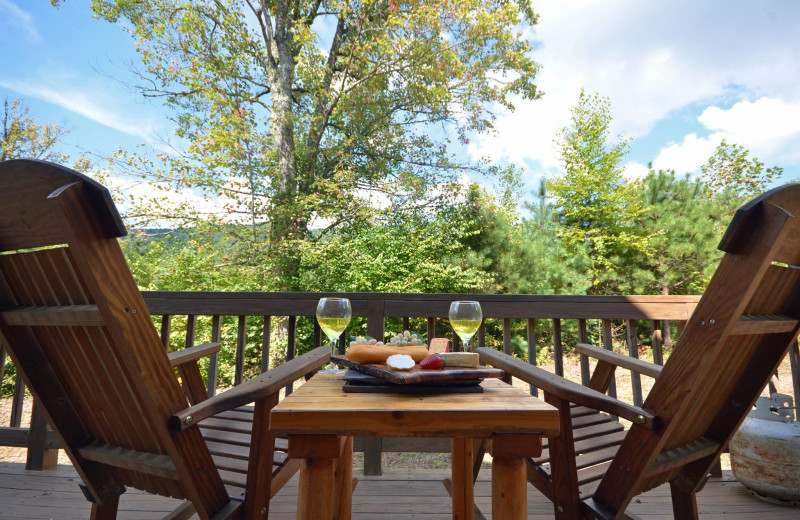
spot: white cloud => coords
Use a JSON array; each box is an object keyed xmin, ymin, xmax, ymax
[
  {"xmin": 0, "ymin": 80, "xmax": 158, "ymax": 142},
  {"xmin": 622, "ymin": 161, "xmax": 649, "ymax": 181},
  {"xmin": 652, "ymin": 97, "xmax": 800, "ymax": 174},
  {"xmin": 104, "ymin": 175, "xmax": 232, "ymax": 228},
  {"xmin": 470, "ymin": 0, "xmax": 800, "ymax": 176},
  {"xmin": 0, "ymin": 0, "xmax": 40, "ymax": 41},
  {"xmin": 698, "ymin": 97, "xmax": 800, "ymax": 156},
  {"xmin": 651, "ymin": 133, "xmax": 720, "ymax": 174}
]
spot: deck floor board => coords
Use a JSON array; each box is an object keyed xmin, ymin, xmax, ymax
[{"xmin": 1, "ymin": 462, "xmax": 796, "ymax": 519}]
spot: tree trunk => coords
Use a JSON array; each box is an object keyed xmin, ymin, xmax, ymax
[{"xmin": 268, "ymin": 0, "xmax": 302, "ymax": 287}]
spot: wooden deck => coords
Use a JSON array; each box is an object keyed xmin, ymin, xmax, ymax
[{"xmin": 1, "ymin": 462, "xmax": 796, "ymax": 519}]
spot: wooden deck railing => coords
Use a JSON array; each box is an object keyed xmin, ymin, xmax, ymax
[{"xmin": 2, "ymin": 292, "xmax": 799, "ymax": 475}]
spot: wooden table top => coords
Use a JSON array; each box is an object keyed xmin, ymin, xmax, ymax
[{"xmin": 269, "ymin": 374, "xmax": 559, "ymax": 438}]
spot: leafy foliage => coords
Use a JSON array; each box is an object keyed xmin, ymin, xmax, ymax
[
  {"xmin": 1, "ymin": 97, "xmax": 90, "ymax": 169},
  {"xmin": 63, "ymin": 0, "xmax": 542, "ymax": 288},
  {"xmin": 297, "ymin": 204, "xmax": 495, "ymax": 293},
  {"xmin": 547, "ymin": 90, "xmax": 651, "ymax": 294},
  {"xmin": 636, "ymin": 169, "xmax": 739, "ymax": 295},
  {"xmin": 701, "ymin": 139, "xmax": 783, "ymax": 199}
]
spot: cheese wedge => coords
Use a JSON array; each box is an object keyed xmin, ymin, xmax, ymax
[{"xmin": 438, "ymin": 352, "xmax": 479, "ymax": 368}]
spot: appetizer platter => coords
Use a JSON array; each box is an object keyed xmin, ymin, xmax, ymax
[{"xmin": 329, "ymin": 332, "xmax": 504, "ymax": 394}]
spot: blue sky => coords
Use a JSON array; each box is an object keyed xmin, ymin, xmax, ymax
[
  {"xmin": 0, "ymin": 1, "xmax": 161, "ymax": 153},
  {"xmin": 2, "ymin": 0, "xmax": 799, "ymax": 205}
]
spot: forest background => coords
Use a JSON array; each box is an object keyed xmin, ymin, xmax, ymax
[{"xmin": 1, "ymin": 0, "xmax": 795, "ymax": 391}]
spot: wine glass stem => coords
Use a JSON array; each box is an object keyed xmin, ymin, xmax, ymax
[{"xmin": 330, "ymin": 338, "xmax": 337, "ymax": 358}]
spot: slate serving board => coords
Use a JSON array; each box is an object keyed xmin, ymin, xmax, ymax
[
  {"xmin": 342, "ymin": 371, "xmax": 484, "ymax": 394},
  {"xmin": 330, "ymin": 355, "xmax": 504, "ymax": 385},
  {"xmin": 342, "ymin": 368, "xmax": 481, "ymax": 386}
]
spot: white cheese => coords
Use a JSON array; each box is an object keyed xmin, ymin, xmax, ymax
[{"xmin": 386, "ymin": 353, "xmax": 415, "ymax": 371}]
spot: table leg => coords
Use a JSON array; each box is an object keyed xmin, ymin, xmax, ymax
[
  {"xmin": 491, "ymin": 456, "xmax": 526, "ymax": 519},
  {"xmin": 451, "ymin": 438, "xmax": 475, "ymax": 520},
  {"xmin": 290, "ymin": 434, "xmax": 342, "ymax": 520},
  {"xmin": 332, "ymin": 436, "xmax": 354, "ymax": 520},
  {"xmin": 490, "ymin": 434, "xmax": 542, "ymax": 520}
]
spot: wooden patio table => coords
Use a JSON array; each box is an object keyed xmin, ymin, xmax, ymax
[{"xmin": 269, "ymin": 373, "xmax": 560, "ymax": 520}]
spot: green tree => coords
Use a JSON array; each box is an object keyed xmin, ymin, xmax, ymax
[
  {"xmin": 1, "ymin": 97, "xmax": 90, "ymax": 169},
  {"xmin": 512, "ymin": 180, "xmax": 592, "ymax": 295},
  {"xmin": 297, "ymin": 206, "xmax": 495, "ymax": 294},
  {"xmin": 547, "ymin": 90, "xmax": 650, "ymax": 294},
  {"xmin": 637, "ymin": 169, "xmax": 738, "ymax": 296},
  {"xmin": 701, "ymin": 139, "xmax": 782, "ymax": 199},
  {"xmin": 62, "ymin": 0, "xmax": 542, "ymax": 288}
]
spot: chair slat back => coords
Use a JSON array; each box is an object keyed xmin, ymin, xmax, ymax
[
  {"xmin": 0, "ymin": 160, "xmax": 229, "ymax": 514},
  {"xmin": 593, "ymin": 184, "xmax": 800, "ymax": 510},
  {"xmin": 0, "ymin": 160, "xmax": 125, "ymax": 251}
]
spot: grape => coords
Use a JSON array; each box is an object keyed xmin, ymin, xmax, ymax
[
  {"xmin": 350, "ymin": 333, "xmax": 423, "ymax": 347},
  {"xmin": 386, "ymin": 331, "xmax": 424, "ymax": 346}
]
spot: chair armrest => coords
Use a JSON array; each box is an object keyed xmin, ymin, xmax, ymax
[
  {"xmin": 168, "ymin": 342, "xmax": 222, "ymax": 368},
  {"xmin": 575, "ymin": 343, "xmax": 662, "ymax": 379},
  {"xmin": 477, "ymin": 347, "xmax": 657, "ymax": 429},
  {"xmin": 169, "ymin": 346, "xmax": 330, "ymax": 431}
]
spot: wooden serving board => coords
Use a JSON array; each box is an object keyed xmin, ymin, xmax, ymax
[{"xmin": 330, "ymin": 355, "xmax": 504, "ymax": 385}]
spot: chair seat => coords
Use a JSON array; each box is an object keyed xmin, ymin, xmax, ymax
[
  {"xmin": 199, "ymin": 406, "xmax": 298, "ymax": 498},
  {"xmin": 528, "ymin": 407, "xmax": 625, "ymax": 500}
]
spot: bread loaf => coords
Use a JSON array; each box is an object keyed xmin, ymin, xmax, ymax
[{"xmin": 346, "ymin": 344, "xmax": 429, "ymax": 364}]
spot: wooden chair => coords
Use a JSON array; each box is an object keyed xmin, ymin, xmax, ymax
[
  {"xmin": 479, "ymin": 183, "xmax": 800, "ymax": 520},
  {"xmin": 0, "ymin": 159, "xmax": 330, "ymax": 520}
]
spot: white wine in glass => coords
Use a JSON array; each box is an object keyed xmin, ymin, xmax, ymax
[
  {"xmin": 448, "ymin": 300, "xmax": 482, "ymax": 352},
  {"xmin": 316, "ymin": 297, "xmax": 351, "ymax": 374}
]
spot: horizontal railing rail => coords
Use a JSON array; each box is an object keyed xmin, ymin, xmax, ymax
[{"xmin": 3, "ymin": 292, "xmax": 798, "ymax": 475}]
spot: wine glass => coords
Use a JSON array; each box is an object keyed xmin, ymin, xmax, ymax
[
  {"xmin": 448, "ymin": 301, "xmax": 482, "ymax": 352},
  {"xmin": 316, "ymin": 297, "xmax": 352, "ymax": 374}
]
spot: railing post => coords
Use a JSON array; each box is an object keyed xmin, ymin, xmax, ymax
[
  {"xmin": 159, "ymin": 314, "xmax": 172, "ymax": 351},
  {"xmin": 11, "ymin": 371, "xmax": 24, "ymax": 427},
  {"xmin": 502, "ymin": 318, "xmax": 512, "ymax": 355},
  {"xmin": 627, "ymin": 319, "xmax": 643, "ymax": 407},
  {"xmin": 552, "ymin": 319, "xmax": 564, "ymax": 377},
  {"xmin": 578, "ymin": 319, "xmax": 590, "ymax": 386},
  {"xmin": 366, "ymin": 298, "xmax": 385, "ymax": 342},
  {"xmin": 651, "ymin": 319, "xmax": 664, "ymax": 366},
  {"xmin": 286, "ymin": 315, "xmax": 296, "ymax": 396},
  {"xmin": 527, "ymin": 318, "xmax": 538, "ymax": 397},
  {"xmin": 663, "ymin": 319, "xmax": 673, "ymax": 348},
  {"xmin": 262, "ymin": 315, "xmax": 273, "ymax": 374},
  {"xmin": 235, "ymin": 315, "xmax": 248, "ymax": 386},
  {"xmin": 208, "ymin": 315, "xmax": 221, "ymax": 396},
  {"xmin": 184, "ymin": 314, "xmax": 197, "ymax": 349},
  {"xmin": 601, "ymin": 319, "xmax": 617, "ymax": 399}
]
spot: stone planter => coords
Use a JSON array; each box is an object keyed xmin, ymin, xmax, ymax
[{"xmin": 729, "ymin": 393, "xmax": 800, "ymax": 506}]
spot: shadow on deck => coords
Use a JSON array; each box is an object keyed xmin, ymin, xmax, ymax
[{"xmin": 1, "ymin": 462, "xmax": 796, "ymax": 519}]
